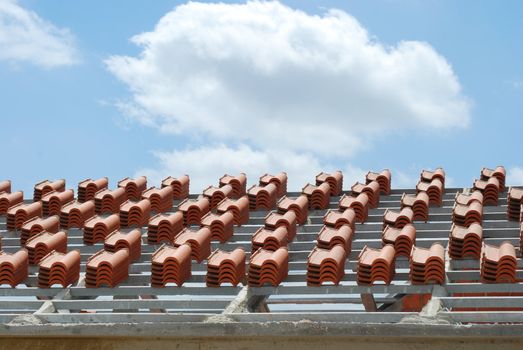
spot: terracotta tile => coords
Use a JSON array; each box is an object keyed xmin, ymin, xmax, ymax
[
  {"xmin": 366, "ymin": 170, "xmax": 392, "ymax": 195},
  {"xmin": 85, "ymin": 249, "xmax": 130, "ymax": 288},
  {"xmin": 449, "ymin": 223, "xmax": 483, "ymax": 259},
  {"xmin": 118, "ymin": 176, "xmax": 147, "ymax": 201},
  {"xmin": 25, "ymin": 231, "xmax": 67, "ymax": 265},
  {"xmin": 219, "ymin": 173, "xmax": 247, "ymax": 199},
  {"xmin": 481, "ymin": 242, "xmax": 516, "ymax": 283},
  {"xmin": 38, "ymin": 250, "xmax": 80, "ymax": 288},
  {"xmin": 83, "ymin": 214, "xmax": 121, "ymax": 245},
  {"xmin": 455, "ymin": 190, "xmax": 484, "ymax": 206},
  {"xmin": 147, "ymin": 212, "xmax": 184, "ymax": 244},
  {"xmin": 383, "ymin": 207, "xmax": 414, "ymax": 230},
  {"xmin": 420, "ymin": 168, "xmax": 445, "ymax": 186},
  {"xmin": 119, "ymin": 199, "xmax": 151, "ymax": 227},
  {"xmin": 7, "ymin": 202, "xmax": 42, "ymax": 230},
  {"xmin": 302, "ymin": 182, "xmax": 330, "ymax": 210},
  {"xmin": 339, "ymin": 193, "xmax": 369, "ymax": 223},
  {"xmin": 173, "ymin": 227, "xmax": 212, "ymax": 262},
  {"xmin": 142, "ymin": 186, "xmax": 173, "ymax": 213},
  {"xmin": 507, "ymin": 187, "xmax": 523, "ymax": 221},
  {"xmin": 207, "ymin": 248, "xmax": 246, "ymax": 287},
  {"xmin": 201, "ymin": 211, "xmax": 234, "ymax": 243},
  {"xmin": 78, "ymin": 178, "xmax": 108, "ymax": 203},
  {"xmin": 452, "ymin": 201, "xmax": 483, "ymax": 227},
  {"xmin": 178, "ymin": 196, "xmax": 210, "ymax": 225},
  {"xmin": 323, "ymin": 208, "xmax": 356, "ymax": 230},
  {"xmin": 277, "ymin": 195, "xmax": 308, "ymax": 225},
  {"xmin": 34, "ymin": 179, "xmax": 65, "ymax": 202},
  {"xmin": 316, "ymin": 171, "xmax": 343, "ymax": 196},
  {"xmin": 416, "ymin": 178, "xmax": 444, "ymax": 207},
  {"xmin": 351, "ymin": 181, "xmax": 380, "ymax": 208},
  {"xmin": 217, "ymin": 196, "xmax": 250, "ymax": 226},
  {"xmin": 248, "ymin": 247, "xmax": 288, "ymax": 287},
  {"xmin": 0, "ymin": 249, "xmax": 29, "ymax": 287},
  {"xmin": 473, "ymin": 177, "xmax": 500, "ymax": 206},
  {"xmin": 265, "ymin": 211, "xmax": 297, "ymax": 241},
  {"xmin": 481, "ymin": 166, "xmax": 506, "ymax": 192},
  {"xmin": 410, "ymin": 243, "xmax": 445, "ymax": 285},
  {"xmin": 401, "ymin": 192, "xmax": 429, "ymax": 222},
  {"xmin": 307, "ymin": 245, "xmax": 346, "ymax": 286},
  {"xmin": 104, "ymin": 228, "xmax": 142, "ymax": 262},
  {"xmin": 161, "ymin": 175, "xmax": 190, "ymax": 200},
  {"xmin": 203, "ymin": 185, "xmax": 233, "ymax": 209},
  {"xmin": 247, "ymin": 183, "xmax": 278, "ymax": 211},
  {"xmin": 94, "ymin": 187, "xmax": 127, "ymax": 214},
  {"xmin": 317, "ymin": 225, "xmax": 353, "ymax": 253},
  {"xmin": 0, "ymin": 191, "xmax": 23, "ymax": 214},
  {"xmin": 0, "ymin": 180, "xmax": 11, "ymax": 194},
  {"xmin": 60, "ymin": 200, "xmax": 96, "ymax": 229},
  {"xmin": 20, "ymin": 215, "xmax": 60, "ymax": 246},
  {"xmin": 357, "ymin": 245, "xmax": 395, "ymax": 285},
  {"xmin": 251, "ymin": 226, "xmax": 288, "ymax": 253},
  {"xmin": 259, "ymin": 173, "xmax": 288, "ymax": 197},
  {"xmin": 382, "ymin": 224, "xmax": 416, "ymax": 257},
  {"xmin": 151, "ymin": 243, "xmax": 192, "ymax": 287},
  {"xmin": 41, "ymin": 189, "xmax": 74, "ymax": 216}
]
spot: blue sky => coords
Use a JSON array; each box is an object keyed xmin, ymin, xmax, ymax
[{"xmin": 1, "ymin": 0, "xmax": 522, "ymax": 193}]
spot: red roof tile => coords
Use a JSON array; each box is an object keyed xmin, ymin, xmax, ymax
[
  {"xmin": 25, "ymin": 231, "xmax": 67, "ymax": 265},
  {"xmin": 203, "ymin": 185, "xmax": 233, "ymax": 209},
  {"xmin": 119, "ymin": 199, "xmax": 151, "ymax": 227},
  {"xmin": 85, "ymin": 249, "xmax": 130, "ymax": 288},
  {"xmin": 83, "ymin": 214, "xmax": 121, "ymax": 245},
  {"xmin": 259, "ymin": 173, "xmax": 288, "ymax": 198},
  {"xmin": 178, "ymin": 196, "xmax": 210, "ymax": 225},
  {"xmin": 0, "ymin": 191, "xmax": 23, "ymax": 215},
  {"xmin": 339, "ymin": 193, "xmax": 369, "ymax": 223},
  {"xmin": 217, "ymin": 196, "xmax": 250, "ymax": 226},
  {"xmin": 507, "ymin": 187, "xmax": 523, "ymax": 221},
  {"xmin": 449, "ymin": 223, "xmax": 483, "ymax": 259},
  {"xmin": 401, "ymin": 192, "xmax": 429, "ymax": 222},
  {"xmin": 248, "ymin": 183, "xmax": 278, "ymax": 211},
  {"xmin": 277, "ymin": 195, "xmax": 308, "ymax": 225},
  {"xmin": 265, "ymin": 211, "xmax": 297, "ymax": 241},
  {"xmin": 251, "ymin": 226, "xmax": 288, "ymax": 253},
  {"xmin": 7, "ymin": 202, "xmax": 42, "ymax": 230},
  {"xmin": 416, "ymin": 178, "xmax": 444, "ymax": 207},
  {"xmin": 147, "ymin": 212, "xmax": 184, "ymax": 244},
  {"xmin": 94, "ymin": 187, "xmax": 127, "ymax": 214},
  {"xmin": 201, "ymin": 211, "xmax": 234, "ymax": 243},
  {"xmin": 207, "ymin": 248, "xmax": 246, "ymax": 287},
  {"xmin": 473, "ymin": 177, "xmax": 500, "ymax": 206},
  {"xmin": 20, "ymin": 215, "xmax": 60, "ymax": 246},
  {"xmin": 142, "ymin": 186, "xmax": 173, "ymax": 213},
  {"xmin": 455, "ymin": 190, "xmax": 484, "ymax": 206},
  {"xmin": 420, "ymin": 168, "xmax": 445, "ymax": 185},
  {"xmin": 151, "ymin": 243, "xmax": 192, "ymax": 287},
  {"xmin": 104, "ymin": 228, "xmax": 142, "ymax": 262},
  {"xmin": 307, "ymin": 245, "xmax": 346, "ymax": 286},
  {"xmin": 481, "ymin": 166, "xmax": 506, "ymax": 193},
  {"xmin": 357, "ymin": 245, "xmax": 395, "ymax": 285},
  {"xmin": 118, "ymin": 176, "xmax": 147, "ymax": 201},
  {"xmin": 410, "ymin": 243, "xmax": 445, "ymax": 285},
  {"xmin": 302, "ymin": 182, "xmax": 331, "ymax": 210},
  {"xmin": 219, "ymin": 173, "xmax": 247, "ymax": 199},
  {"xmin": 60, "ymin": 200, "xmax": 96, "ymax": 229},
  {"xmin": 317, "ymin": 225, "xmax": 353, "ymax": 253},
  {"xmin": 351, "ymin": 181, "xmax": 380, "ymax": 209},
  {"xmin": 248, "ymin": 247, "xmax": 288, "ymax": 287},
  {"xmin": 323, "ymin": 208, "xmax": 356, "ymax": 230},
  {"xmin": 38, "ymin": 250, "xmax": 81, "ymax": 288},
  {"xmin": 481, "ymin": 242, "xmax": 516, "ymax": 283},
  {"xmin": 366, "ymin": 169, "xmax": 392, "ymax": 195},
  {"xmin": 452, "ymin": 201, "xmax": 483, "ymax": 227},
  {"xmin": 173, "ymin": 227, "xmax": 212, "ymax": 262},
  {"xmin": 0, "ymin": 180, "xmax": 11, "ymax": 194},
  {"xmin": 383, "ymin": 207, "xmax": 414, "ymax": 230},
  {"xmin": 161, "ymin": 175, "xmax": 190, "ymax": 200},
  {"xmin": 34, "ymin": 179, "xmax": 65, "ymax": 202},
  {"xmin": 78, "ymin": 177, "xmax": 108, "ymax": 203},
  {"xmin": 41, "ymin": 189, "xmax": 74, "ymax": 216},
  {"xmin": 0, "ymin": 249, "xmax": 29, "ymax": 287},
  {"xmin": 316, "ymin": 171, "xmax": 343, "ymax": 196},
  {"xmin": 382, "ymin": 224, "xmax": 416, "ymax": 257}
]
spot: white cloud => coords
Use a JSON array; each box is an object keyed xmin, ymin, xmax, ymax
[
  {"xmin": 0, "ymin": 0, "xmax": 79, "ymax": 68},
  {"xmin": 106, "ymin": 0, "xmax": 470, "ymax": 156},
  {"xmin": 507, "ymin": 167, "xmax": 523, "ymax": 186}
]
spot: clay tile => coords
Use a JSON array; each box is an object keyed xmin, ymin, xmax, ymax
[
  {"xmin": 481, "ymin": 166, "xmax": 506, "ymax": 192},
  {"xmin": 351, "ymin": 181, "xmax": 380, "ymax": 208},
  {"xmin": 452, "ymin": 201, "xmax": 483, "ymax": 227},
  {"xmin": 147, "ymin": 212, "xmax": 184, "ymax": 244},
  {"xmin": 119, "ymin": 199, "xmax": 151, "ymax": 227},
  {"xmin": 178, "ymin": 196, "xmax": 211, "ymax": 225},
  {"xmin": 277, "ymin": 195, "xmax": 308, "ymax": 225},
  {"xmin": 20, "ymin": 215, "xmax": 60, "ymax": 245},
  {"xmin": 151, "ymin": 243, "xmax": 192, "ymax": 287},
  {"xmin": 323, "ymin": 208, "xmax": 356, "ymax": 230},
  {"xmin": 416, "ymin": 178, "xmax": 444, "ymax": 207},
  {"xmin": 217, "ymin": 196, "xmax": 250, "ymax": 226},
  {"xmin": 247, "ymin": 183, "xmax": 278, "ymax": 211},
  {"xmin": 0, "ymin": 191, "xmax": 23, "ymax": 214},
  {"xmin": 94, "ymin": 187, "xmax": 127, "ymax": 214},
  {"xmin": 307, "ymin": 245, "xmax": 346, "ymax": 286},
  {"xmin": 302, "ymin": 182, "xmax": 330, "ymax": 210},
  {"xmin": 252, "ymin": 226, "xmax": 288, "ymax": 253},
  {"xmin": 401, "ymin": 192, "xmax": 429, "ymax": 222},
  {"xmin": 339, "ymin": 193, "xmax": 369, "ymax": 223},
  {"xmin": 409, "ymin": 243, "xmax": 445, "ymax": 285},
  {"xmin": 34, "ymin": 179, "xmax": 65, "ymax": 201},
  {"xmin": 420, "ymin": 168, "xmax": 445, "ymax": 185},
  {"xmin": 118, "ymin": 176, "xmax": 147, "ymax": 201},
  {"xmin": 207, "ymin": 248, "xmax": 246, "ymax": 287},
  {"xmin": 449, "ymin": 223, "xmax": 483, "ymax": 259},
  {"xmin": 248, "ymin": 247, "xmax": 288, "ymax": 287},
  {"xmin": 203, "ymin": 185, "xmax": 233, "ymax": 209},
  {"xmin": 173, "ymin": 227, "xmax": 212, "ymax": 262},
  {"xmin": 507, "ymin": 187, "xmax": 523, "ymax": 221},
  {"xmin": 60, "ymin": 200, "xmax": 96, "ymax": 229},
  {"xmin": 0, "ymin": 180, "xmax": 11, "ymax": 194},
  {"xmin": 142, "ymin": 186, "xmax": 173, "ymax": 213},
  {"xmin": 383, "ymin": 207, "xmax": 414, "ymax": 230},
  {"xmin": 38, "ymin": 250, "xmax": 81, "ymax": 288},
  {"xmin": 357, "ymin": 245, "xmax": 396, "ymax": 285},
  {"xmin": 265, "ymin": 211, "xmax": 297, "ymax": 241},
  {"xmin": 455, "ymin": 190, "xmax": 484, "ymax": 206},
  {"xmin": 6, "ymin": 202, "xmax": 42, "ymax": 230},
  {"xmin": 219, "ymin": 173, "xmax": 247, "ymax": 199},
  {"xmin": 259, "ymin": 172, "xmax": 288, "ymax": 197},
  {"xmin": 104, "ymin": 228, "xmax": 142, "ymax": 262},
  {"xmin": 83, "ymin": 214, "xmax": 121, "ymax": 245},
  {"xmin": 315, "ymin": 171, "xmax": 343, "ymax": 196},
  {"xmin": 317, "ymin": 225, "xmax": 353, "ymax": 252},
  {"xmin": 25, "ymin": 231, "xmax": 67, "ymax": 265},
  {"xmin": 0, "ymin": 249, "xmax": 29, "ymax": 287},
  {"xmin": 85, "ymin": 249, "xmax": 130, "ymax": 288},
  {"xmin": 366, "ymin": 169, "xmax": 392, "ymax": 195},
  {"xmin": 201, "ymin": 211, "xmax": 234, "ymax": 243},
  {"xmin": 382, "ymin": 224, "xmax": 416, "ymax": 257},
  {"xmin": 473, "ymin": 177, "xmax": 500, "ymax": 206},
  {"xmin": 78, "ymin": 177, "xmax": 109, "ymax": 202},
  {"xmin": 481, "ymin": 242, "xmax": 516, "ymax": 283},
  {"xmin": 161, "ymin": 175, "xmax": 190, "ymax": 200},
  {"xmin": 41, "ymin": 189, "xmax": 75, "ymax": 216}
]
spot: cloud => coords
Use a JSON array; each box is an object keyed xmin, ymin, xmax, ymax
[
  {"xmin": 0, "ymin": 0, "xmax": 79, "ymax": 68},
  {"xmin": 507, "ymin": 167, "xmax": 523, "ymax": 186},
  {"xmin": 106, "ymin": 0, "xmax": 470, "ymax": 156}
]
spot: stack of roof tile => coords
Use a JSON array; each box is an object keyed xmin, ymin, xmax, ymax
[
  {"xmin": 366, "ymin": 170, "xmax": 392, "ymax": 195},
  {"xmin": 481, "ymin": 242, "xmax": 516, "ymax": 283},
  {"xmin": 248, "ymin": 247, "xmax": 288, "ymax": 287},
  {"xmin": 217, "ymin": 196, "xmax": 250, "ymax": 226},
  {"xmin": 420, "ymin": 168, "xmax": 446, "ymax": 186},
  {"xmin": 142, "ymin": 186, "xmax": 173, "ymax": 213},
  {"xmin": 0, "ymin": 180, "xmax": 11, "ymax": 193},
  {"xmin": 206, "ymin": 248, "xmax": 246, "ymax": 287},
  {"xmin": 307, "ymin": 245, "xmax": 346, "ymax": 286},
  {"xmin": 383, "ymin": 207, "xmax": 414, "ymax": 230},
  {"xmin": 247, "ymin": 183, "xmax": 278, "ymax": 211},
  {"xmin": 118, "ymin": 176, "xmax": 147, "ymax": 201},
  {"xmin": 37, "ymin": 250, "xmax": 81, "ymax": 288},
  {"xmin": 7, "ymin": 202, "xmax": 42, "ymax": 230},
  {"xmin": 339, "ymin": 193, "xmax": 369, "ymax": 223},
  {"xmin": 473, "ymin": 177, "xmax": 500, "ymax": 206},
  {"xmin": 201, "ymin": 211, "xmax": 234, "ymax": 243},
  {"xmin": 302, "ymin": 182, "xmax": 331, "ymax": 210},
  {"xmin": 323, "ymin": 208, "xmax": 356, "ymax": 230},
  {"xmin": 519, "ymin": 223, "xmax": 523, "ymax": 256},
  {"xmin": 357, "ymin": 245, "xmax": 396, "ymax": 285},
  {"xmin": 382, "ymin": 224, "xmax": 416, "ymax": 257},
  {"xmin": 173, "ymin": 227, "xmax": 212, "ymax": 262},
  {"xmin": 119, "ymin": 199, "xmax": 151, "ymax": 227},
  {"xmin": 83, "ymin": 214, "xmax": 121, "ymax": 245},
  {"xmin": 507, "ymin": 187, "xmax": 523, "ymax": 221},
  {"xmin": 20, "ymin": 215, "xmax": 60, "ymax": 246},
  {"xmin": 60, "ymin": 200, "xmax": 95, "ymax": 229},
  {"xmin": 0, "ymin": 191, "xmax": 23, "ymax": 214},
  {"xmin": 147, "ymin": 212, "xmax": 184, "ymax": 244},
  {"xmin": 409, "ymin": 243, "xmax": 445, "ymax": 285},
  {"xmin": 265, "ymin": 211, "xmax": 297, "ymax": 241},
  {"xmin": 203, "ymin": 185, "xmax": 233, "ymax": 209},
  {"xmin": 455, "ymin": 190, "xmax": 484, "ymax": 206},
  {"xmin": 85, "ymin": 249, "xmax": 130, "ymax": 288},
  {"xmin": 416, "ymin": 178, "xmax": 444, "ymax": 207},
  {"xmin": 449, "ymin": 223, "xmax": 483, "ymax": 259},
  {"xmin": 178, "ymin": 196, "xmax": 210, "ymax": 225},
  {"xmin": 481, "ymin": 166, "xmax": 506, "ymax": 193},
  {"xmin": 277, "ymin": 195, "xmax": 309, "ymax": 225},
  {"xmin": 94, "ymin": 187, "xmax": 127, "ymax": 214},
  {"xmin": 351, "ymin": 181, "xmax": 380, "ymax": 208},
  {"xmin": 34, "ymin": 179, "xmax": 65, "ymax": 201},
  {"xmin": 104, "ymin": 229, "xmax": 142, "ymax": 262},
  {"xmin": 452, "ymin": 201, "xmax": 483, "ymax": 227},
  {"xmin": 401, "ymin": 192, "xmax": 429, "ymax": 222},
  {"xmin": 219, "ymin": 173, "xmax": 247, "ymax": 199},
  {"xmin": 0, "ymin": 250, "xmax": 28, "ymax": 287},
  {"xmin": 161, "ymin": 175, "xmax": 190, "ymax": 200},
  {"xmin": 25, "ymin": 231, "xmax": 67, "ymax": 265},
  {"xmin": 259, "ymin": 173, "xmax": 288, "ymax": 198},
  {"xmin": 317, "ymin": 225, "xmax": 353, "ymax": 253},
  {"xmin": 151, "ymin": 244, "xmax": 192, "ymax": 287},
  {"xmin": 316, "ymin": 171, "xmax": 343, "ymax": 196},
  {"xmin": 77, "ymin": 178, "xmax": 108, "ymax": 202},
  {"xmin": 41, "ymin": 189, "xmax": 74, "ymax": 217},
  {"xmin": 251, "ymin": 226, "xmax": 288, "ymax": 253}
]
